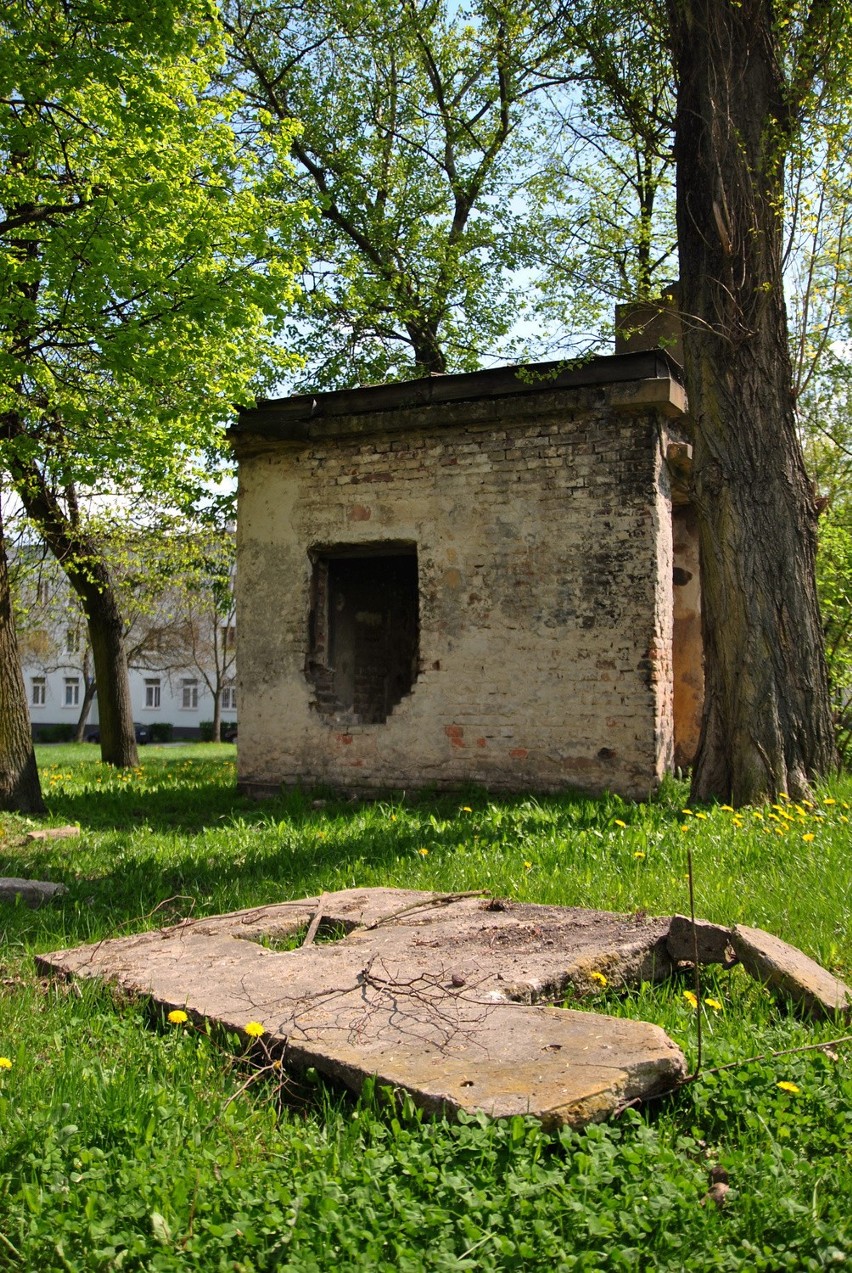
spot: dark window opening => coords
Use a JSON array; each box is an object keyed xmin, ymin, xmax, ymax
[{"xmin": 307, "ymin": 544, "xmax": 419, "ymax": 724}]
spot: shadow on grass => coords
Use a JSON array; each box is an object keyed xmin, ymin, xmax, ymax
[{"xmin": 0, "ymin": 751, "xmax": 686, "ymax": 955}]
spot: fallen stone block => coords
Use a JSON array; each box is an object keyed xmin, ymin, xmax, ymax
[
  {"xmin": 731, "ymin": 924, "xmax": 852, "ymax": 1019},
  {"xmin": 667, "ymin": 915, "xmax": 733, "ymax": 965},
  {"xmin": 25, "ymin": 825, "xmax": 80, "ymax": 843},
  {"xmin": 37, "ymin": 888, "xmax": 686, "ymax": 1127},
  {"xmin": 1, "ymin": 878, "xmax": 68, "ymax": 908}
]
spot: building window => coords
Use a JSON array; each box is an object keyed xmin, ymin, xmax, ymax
[
  {"xmin": 144, "ymin": 678, "xmax": 161, "ymax": 709},
  {"xmin": 307, "ymin": 543, "xmax": 419, "ymax": 724},
  {"xmin": 66, "ymin": 627, "xmax": 80, "ymax": 654},
  {"xmin": 222, "ymin": 682, "xmax": 237, "ymax": 711},
  {"xmin": 64, "ymin": 677, "xmax": 80, "ymax": 708},
  {"xmin": 31, "ymin": 677, "xmax": 46, "ymax": 707},
  {"xmin": 222, "ymin": 624, "xmax": 236, "ymax": 649},
  {"xmin": 35, "ymin": 577, "xmax": 48, "ymax": 605},
  {"xmin": 181, "ymin": 678, "xmax": 198, "ymax": 710}
]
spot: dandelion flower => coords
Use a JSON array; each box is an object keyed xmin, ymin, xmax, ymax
[
  {"xmin": 524, "ymin": 860, "xmax": 533, "ymax": 870},
  {"xmin": 634, "ymin": 850, "xmax": 646, "ymax": 859},
  {"xmin": 167, "ymin": 1010, "xmax": 188, "ymax": 1025},
  {"xmin": 683, "ymin": 990, "xmax": 698, "ymax": 1009},
  {"xmin": 461, "ymin": 806, "xmax": 472, "ymax": 813},
  {"xmin": 244, "ymin": 1022, "xmax": 265, "ymax": 1038},
  {"xmin": 720, "ymin": 804, "xmax": 734, "ymax": 812},
  {"xmin": 694, "ymin": 811, "xmax": 707, "ymax": 820},
  {"xmin": 418, "ymin": 847, "xmax": 429, "ymax": 856},
  {"xmin": 680, "ymin": 824, "xmax": 690, "ymax": 832},
  {"xmin": 824, "ymin": 798, "xmax": 836, "ymax": 806},
  {"xmin": 0, "ymin": 1057, "xmax": 12, "ymax": 1069},
  {"xmin": 613, "ymin": 819, "xmax": 627, "ymax": 828},
  {"xmin": 590, "ymin": 971, "xmax": 607, "ymax": 987},
  {"xmin": 681, "ymin": 809, "xmax": 693, "ymax": 816},
  {"xmin": 802, "ymin": 833, "xmax": 815, "ymax": 842},
  {"xmin": 705, "ymin": 998, "xmax": 723, "ymax": 1012},
  {"xmin": 777, "ymin": 1081, "xmax": 800, "ymax": 1094}
]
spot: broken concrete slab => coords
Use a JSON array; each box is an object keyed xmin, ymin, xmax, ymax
[
  {"xmin": 38, "ymin": 888, "xmax": 686, "ymax": 1126},
  {"xmin": 37, "ymin": 889, "xmax": 847, "ymax": 1127},
  {"xmin": 25, "ymin": 825, "xmax": 80, "ymax": 843},
  {"xmin": 1, "ymin": 878, "xmax": 68, "ymax": 907},
  {"xmin": 731, "ymin": 924, "xmax": 852, "ymax": 1020},
  {"xmin": 667, "ymin": 914, "xmax": 733, "ymax": 965}
]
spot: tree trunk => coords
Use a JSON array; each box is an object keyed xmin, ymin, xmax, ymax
[
  {"xmin": 70, "ymin": 558, "xmax": 139, "ymax": 767},
  {"xmin": 212, "ymin": 689, "xmax": 222, "ymax": 743},
  {"xmin": 73, "ymin": 664, "xmax": 98, "ymax": 744},
  {"xmin": 667, "ymin": 0, "xmax": 837, "ymax": 803},
  {"xmin": 0, "ymin": 499, "xmax": 45, "ymax": 813},
  {"xmin": 7, "ymin": 452, "xmax": 138, "ymax": 768}
]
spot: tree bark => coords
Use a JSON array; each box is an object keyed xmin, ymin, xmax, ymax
[
  {"xmin": 73, "ymin": 656, "xmax": 97, "ymax": 744},
  {"xmin": 212, "ymin": 689, "xmax": 222, "ymax": 743},
  {"xmin": 667, "ymin": 0, "xmax": 837, "ymax": 803},
  {"xmin": 6, "ymin": 451, "xmax": 138, "ymax": 768},
  {"xmin": 0, "ymin": 498, "xmax": 45, "ymax": 813}
]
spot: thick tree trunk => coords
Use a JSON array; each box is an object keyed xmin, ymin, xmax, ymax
[
  {"xmin": 66, "ymin": 555, "xmax": 138, "ymax": 768},
  {"xmin": 7, "ymin": 452, "xmax": 138, "ymax": 768},
  {"xmin": 0, "ymin": 500, "xmax": 45, "ymax": 813},
  {"xmin": 668, "ymin": 0, "xmax": 837, "ymax": 803}
]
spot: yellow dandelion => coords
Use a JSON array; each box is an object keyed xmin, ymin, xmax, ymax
[
  {"xmin": 244, "ymin": 1022, "xmax": 265, "ymax": 1038},
  {"xmin": 752, "ymin": 810, "xmax": 764, "ymax": 819},
  {"xmin": 694, "ymin": 811, "xmax": 707, "ymax": 820},
  {"xmin": 841, "ymin": 817, "xmax": 849, "ymax": 825},
  {"xmin": 613, "ymin": 819, "xmax": 627, "ymax": 828},
  {"xmin": 802, "ymin": 799, "xmax": 814, "ymax": 808},
  {"xmin": 634, "ymin": 850, "xmax": 646, "ymax": 859},
  {"xmin": 167, "ymin": 1010, "xmax": 188, "ymax": 1025},
  {"xmin": 524, "ymin": 860, "xmax": 533, "ymax": 870},
  {"xmin": 802, "ymin": 833, "xmax": 815, "ymax": 842},
  {"xmin": 461, "ymin": 806, "xmax": 472, "ymax": 813},
  {"xmin": 418, "ymin": 847, "xmax": 429, "ymax": 856},
  {"xmin": 681, "ymin": 809, "xmax": 693, "ymax": 816},
  {"xmin": 778, "ymin": 793, "xmax": 790, "ymax": 802},
  {"xmin": 824, "ymin": 798, "xmax": 836, "ymax": 806},
  {"xmin": 705, "ymin": 998, "xmax": 723, "ymax": 1012},
  {"xmin": 776, "ymin": 1081, "xmax": 800, "ymax": 1094},
  {"xmin": 0, "ymin": 1057, "xmax": 12, "ymax": 1069},
  {"xmin": 590, "ymin": 971, "xmax": 608, "ymax": 987},
  {"xmin": 680, "ymin": 824, "xmax": 690, "ymax": 832},
  {"xmin": 720, "ymin": 804, "xmax": 734, "ymax": 812},
  {"xmin": 683, "ymin": 990, "xmax": 698, "ymax": 1009}
]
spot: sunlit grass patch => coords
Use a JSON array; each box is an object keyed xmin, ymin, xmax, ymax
[{"xmin": 0, "ymin": 750, "xmax": 850, "ymax": 1268}]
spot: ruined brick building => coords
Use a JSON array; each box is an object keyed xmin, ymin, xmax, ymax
[{"xmin": 229, "ymin": 322, "xmax": 703, "ymax": 799}]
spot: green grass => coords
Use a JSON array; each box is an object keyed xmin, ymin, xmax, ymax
[{"xmin": 0, "ymin": 744, "xmax": 850, "ymax": 1270}]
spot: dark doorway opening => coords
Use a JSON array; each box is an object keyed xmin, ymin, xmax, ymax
[{"xmin": 308, "ymin": 545, "xmax": 419, "ymax": 723}]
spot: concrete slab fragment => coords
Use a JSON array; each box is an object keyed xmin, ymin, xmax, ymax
[
  {"xmin": 1, "ymin": 878, "xmax": 68, "ymax": 907},
  {"xmin": 667, "ymin": 914, "xmax": 733, "ymax": 965},
  {"xmin": 38, "ymin": 888, "xmax": 686, "ymax": 1126},
  {"xmin": 25, "ymin": 825, "xmax": 80, "ymax": 843},
  {"xmin": 731, "ymin": 924, "xmax": 852, "ymax": 1020}
]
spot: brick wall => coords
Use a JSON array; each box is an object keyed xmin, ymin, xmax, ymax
[{"xmin": 234, "ymin": 377, "xmax": 684, "ymax": 798}]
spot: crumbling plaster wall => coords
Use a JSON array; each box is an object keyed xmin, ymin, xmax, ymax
[{"xmin": 235, "ymin": 384, "xmax": 682, "ymax": 798}]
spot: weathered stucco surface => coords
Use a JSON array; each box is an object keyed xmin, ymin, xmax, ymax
[{"xmin": 232, "ymin": 356, "xmax": 692, "ymax": 798}]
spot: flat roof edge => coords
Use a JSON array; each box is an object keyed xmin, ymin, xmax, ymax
[{"xmin": 231, "ymin": 350, "xmax": 683, "ymax": 439}]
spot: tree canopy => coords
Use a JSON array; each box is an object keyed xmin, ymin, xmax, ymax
[{"xmin": 0, "ymin": 0, "xmax": 304, "ymax": 792}]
